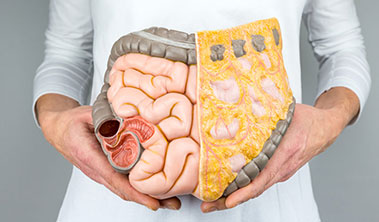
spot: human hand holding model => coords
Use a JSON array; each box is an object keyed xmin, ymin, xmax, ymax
[
  {"xmin": 36, "ymin": 94, "xmax": 182, "ymax": 211},
  {"xmin": 201, "ymin": 87, "xmax": 360, "ymax": 212}
]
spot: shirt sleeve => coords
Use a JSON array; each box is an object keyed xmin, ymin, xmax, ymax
[
  {"xmin": 32, "ymin": 0, "xmax": 93, "ymax": 127},
  {"xmin": 302, "ymin": 0, "xmax": 371, "ymax": 124}
]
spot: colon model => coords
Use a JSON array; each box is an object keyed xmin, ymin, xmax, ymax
[{"xmin": 97, "ymin": 21, "xmax": 292, "ymax": 201}]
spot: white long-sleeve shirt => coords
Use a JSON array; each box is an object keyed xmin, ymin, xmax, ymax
[{"xmin": 33, "ymin": 0, "xmax": 371, "ymax": 221}]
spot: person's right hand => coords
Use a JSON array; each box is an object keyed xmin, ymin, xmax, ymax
[{"xmin": 37, "ymin": 94, "xmax": 181, "ymax": 211}]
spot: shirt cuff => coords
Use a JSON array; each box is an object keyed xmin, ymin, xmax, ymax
[
  {"xmin": 32, "ymin": 63, "xmax": 92, "ymax": 128},
  {"xmin": 316, "ymin": 49, "xmax": 371, "ymax": 125}
]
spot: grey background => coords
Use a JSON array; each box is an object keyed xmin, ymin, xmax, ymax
[{"xmin": 0, "ymin": 0, "xmax": 377, "ymax": 221}]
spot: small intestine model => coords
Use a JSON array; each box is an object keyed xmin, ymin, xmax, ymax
[{"xmin": 92, "ymin": 18, "xmax": 295, "ymax": 202}]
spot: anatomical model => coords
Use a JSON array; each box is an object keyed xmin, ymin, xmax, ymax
[{"xmin": 92, "ymin": 18, "xmax": 295, "ymax": 202}]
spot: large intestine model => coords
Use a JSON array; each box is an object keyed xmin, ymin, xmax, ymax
[{"xmin": 92, "ymin": 18, "xmax": 295, "ymax": 202}]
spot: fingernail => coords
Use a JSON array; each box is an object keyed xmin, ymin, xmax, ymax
[
  {"xmin": 205, "ymin": 207, "xmax": 218, "ymax": 213},
  {"xmin": 230, "ymin": 201, "xmax": 242, "ymax": 208},
  {"xmin": 164, "ymin": 204, "xmax": 178, "ymax": 210},
  {"xmin": 147, "ymin": 206, "xmax": 158, "ymax": 211}
]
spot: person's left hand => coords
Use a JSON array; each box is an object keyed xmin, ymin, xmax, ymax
[{"xmin": 201, "ymin": 103, "xmax": 346, "ymax": 213}]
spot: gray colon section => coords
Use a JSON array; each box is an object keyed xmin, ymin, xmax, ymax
[
  {"xmin": 251, "ymin": 34, "xmax": 266, "ymax": 52},
  {"xmin": 272, "ymin": 28, "xmax": 280, "ymax": 46},
  {"xmin": 232, "ymin": 39, "xmax": 247, "ymax": 58},
  {"xmin": 210, "ymin": 44, "xmax": 226, "ymax": 61},
  {"xmin": 223, "ymin": 97, "xmax": 296, "ymax": 197},
  {"xmin": 104, "ymin": 28, "xmax": 196, "ymax": 84}
]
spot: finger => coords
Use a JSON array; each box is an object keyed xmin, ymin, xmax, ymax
[
  {"xmin": 260, "ymin": 154, "xmax": 291, "ymax": 192},
  {"xmin": 273, "ymin": 157, "xmax": 307, "ymax": 184},
  {"xmin": 79, "ymin": 150, "xmax": 161, "ymax": 210},
  {"xmin": 201, "ymin": 197, "xmax": 227, "ymax": 213},
  {"xmin": 224, "ymin": 171, "xmax": 270, "ymax": 208},
  {"xmin": 73, "ymin": 159, "xmax": 104, "ymax": 184},
  {"xmin": 74, "ymin": 127, "xmax": 161, "ymax": 210},
  {"xmin": 111, "ymin": 171, "xmax": 161, "ymax": 210},
  {"xmin": 74, "ymin": 154, "xmax": 144, "ymax": 208},
  {"xmin": 101, "ymin": 166, "xmax": 161, "ymax": 210},
  {"xmin": 259, "ymin": 126, "xmax": 301, "ymax": 192},
  {"xmin": 159, "ymin": 197, "xmax": 182, "ymax": 210},
  {"xmin": 224, "ymin": 150, "xmax": 288, "ymax": 208},
  {"xmin": 278, "ymin": 170, "xmax": 296, "ymax": 183}
]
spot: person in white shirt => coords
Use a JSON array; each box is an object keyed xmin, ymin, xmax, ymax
[{"xmin": 33, "ymin": 0, "xmax": 371, "ymax": 221}]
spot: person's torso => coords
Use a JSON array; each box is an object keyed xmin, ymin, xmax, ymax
[{"xmin": 59, "ymin": 0, "xmax": 320, "ymax": 221}]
